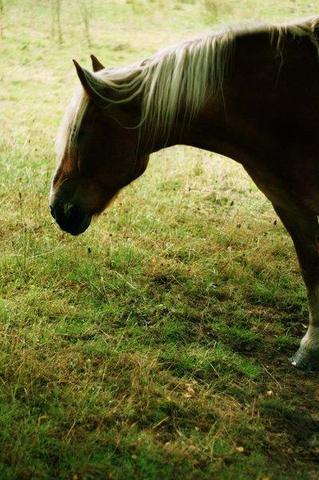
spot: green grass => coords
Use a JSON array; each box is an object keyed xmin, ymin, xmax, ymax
[{"xmin": 1, "ymin": 0, "xmax": 319, "ymax": 479}]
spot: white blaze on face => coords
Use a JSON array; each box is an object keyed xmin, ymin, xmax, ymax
[
  {"xmin": 50, "ymin": 88, "xmax": 89, "ymax": 207},
  {"xmin": 55, "ymin": 87, "xmax": 87, "ymax": 161}
]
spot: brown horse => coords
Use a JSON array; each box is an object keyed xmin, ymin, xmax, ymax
[{"xmin": 50, "ymin": 17, "xmax": 319, "ymax": 370}]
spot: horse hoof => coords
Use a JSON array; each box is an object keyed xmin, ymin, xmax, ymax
[{"xmin": 290, "ymin": 347, "xmax": 319, "ymax": 371}]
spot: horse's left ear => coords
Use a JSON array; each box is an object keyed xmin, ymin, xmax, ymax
[
  {"xmin": 73, "ymin": 59, "xmax": 106, "ymax": 106},
  {"xmin": 90, "ymin": 54, "xmax": 105, "ymax": 72}
]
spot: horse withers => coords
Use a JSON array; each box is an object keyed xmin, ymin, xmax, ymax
[{"xmin": 50, "ymin": 18, "xmax": 319, "ymax": 370}]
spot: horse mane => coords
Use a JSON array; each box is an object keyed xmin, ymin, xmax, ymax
[
  {"xmin": 56, "ymin": 16, "xmax": 319, "ymax": 156},
  {"xmin": 275, "ymin": 16, "xmax": 319, "ymax": 48},
  {"xmin": 98, "ymin": 27, "xmax": 235, "ymax": 143}
]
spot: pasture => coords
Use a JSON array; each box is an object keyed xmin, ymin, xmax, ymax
[{"xmin": 1, "ymin": 0, "xmax": 319, "ymax": 478}]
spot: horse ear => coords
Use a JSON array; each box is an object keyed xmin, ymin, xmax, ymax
[
  {"xmin": 90, "ymin": 54, "xmax": 105, "ymax": 72},
  {"xmin": 73, "ymin": 59, "xmax": 106, "ymax": 105}
]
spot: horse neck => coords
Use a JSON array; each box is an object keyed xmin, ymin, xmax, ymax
[{"xmin": 139, "ymin": 96, "xmax": 224, "ymax": 156}]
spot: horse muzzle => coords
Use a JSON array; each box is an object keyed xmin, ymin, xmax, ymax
[{"xmin": 50, "ymin": 201, "xmax": 92, "ymax": 236}]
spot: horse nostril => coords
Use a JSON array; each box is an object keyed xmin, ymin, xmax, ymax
[{"xmin": 65, "ymin": 203, "xmax": 81, "ymax": 222}]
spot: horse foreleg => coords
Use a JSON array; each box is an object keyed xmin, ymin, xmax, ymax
[{"xmin": 273, "ymin": 204, "xmax": 319, "ymax": 370}]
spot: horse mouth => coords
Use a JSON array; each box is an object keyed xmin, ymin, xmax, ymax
[
  {"xmin": 50, "ymin": 203, "xmax": 92, "ymax": 236},
  {"xmin": 64, "ymin": 215, "xmax": 92, "ymax": 236}
]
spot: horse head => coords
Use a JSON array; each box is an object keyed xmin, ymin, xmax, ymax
[{"xmin": 50, "ymin": 57, "xmax": 149, "ymax": 235}]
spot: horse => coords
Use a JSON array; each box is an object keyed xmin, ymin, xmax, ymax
[{"xmin": 50, "ymin": 17, "xmax": 319, "ymax": 371}]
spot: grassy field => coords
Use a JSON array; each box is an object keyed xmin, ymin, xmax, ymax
[{"xmin": 1, "ymin": 0, "xmax": 319, "ymax": 479}]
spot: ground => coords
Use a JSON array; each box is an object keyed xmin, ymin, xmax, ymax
[{"xmin": 1, "ymin": 0, "xmax": 319, "ymax": 479}]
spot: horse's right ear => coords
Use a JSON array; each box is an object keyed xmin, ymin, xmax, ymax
[
  {"xmin": 73, "ymin": 59, "xmax": 107, "ymax": 106},
  {"xmin": 90, "ymin": 54, "xmax": 105, "ymax": 72}
]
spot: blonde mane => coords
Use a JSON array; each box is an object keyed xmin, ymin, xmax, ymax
[
  {"xmin": 99, "ymin": 28, "xmax": 234, "ymax": 143},
  {"xmin": 56, "ymin": 16, "xmax": 319, "ymax": 156}
]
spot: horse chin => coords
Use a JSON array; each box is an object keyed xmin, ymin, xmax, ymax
[
  {"xmin": 55, "ymin": 213, "xmax": 92, "ymax": 236},
  {"xmin": 67, "ymin": 214, "xmax": 92, "ymax": 236}
]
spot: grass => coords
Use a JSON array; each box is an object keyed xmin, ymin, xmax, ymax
[{"xmin": 1, "ymin": 0, "xmax": 319, "ymax": 478}]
